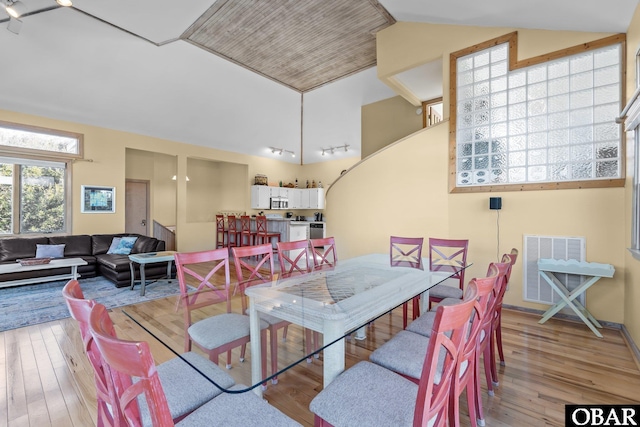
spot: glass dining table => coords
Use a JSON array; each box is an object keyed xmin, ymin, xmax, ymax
[{"xmin": 120, "ymin": 252, "xmax": 468, "ymax": 398}]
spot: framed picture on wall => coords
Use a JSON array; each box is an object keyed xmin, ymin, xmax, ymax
[{"xmin": 81, "ymin": 185, "xmax": 115, "ymax": 213}]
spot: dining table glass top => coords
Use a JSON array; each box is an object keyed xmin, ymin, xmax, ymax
[{"xmin": 119, "ymin": 252, "xmax": 470, "ymax": 394}]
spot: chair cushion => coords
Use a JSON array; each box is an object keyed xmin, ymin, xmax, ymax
[
  {"xmin": 429, "ymin": 283, "xmax": 464, "ymax": 300},
  {"xmin": 137, "ymin": 352, "xmax": 236, "ymax": 427},
  {"xmin": 188, "ymin": 313, "xmax": 268, "ymax": 351},
  {"xmin": 406, "ymin": 311, "xmax": 437, "ymax": 337},
  {"xmin": 178, "ymin": 384, "xmax": 301, "ymax": 427},
  {"xmin": 310, "ymin": 361, "xmax": 418, "ymax": 427},
  {"xmin": 369, "ymin": 330, "xmax": 437, "ymax": 382}
]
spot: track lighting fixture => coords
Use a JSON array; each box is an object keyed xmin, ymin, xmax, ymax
[
  {"xmin": 321, "ymin": 144, "xmax": 350, "ymax": 156},
  {"xmin": 268, "ymin": 147, "xmax": 295, "ymax": 158},
  {"xmin": 5, "ymin": 0, "xmax": 27, "ymax": 18}
]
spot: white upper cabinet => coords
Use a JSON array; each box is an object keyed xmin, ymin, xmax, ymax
[{"xmin": 251, "ymin": 186, "xmax": 324, "ymax": 210}]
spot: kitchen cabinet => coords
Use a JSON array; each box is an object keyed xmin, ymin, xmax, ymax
[
  {"xmin": 250, "ymin": 185, "xmax": 271, "ymax": 209},
  {"xmin": 289, "ymin": 188, "xmax": 302, "ymax": 209},
  {"xmin": 250, "ymin": 185, "xmax": 324, "ymax": 210},
  {"xmin": 308, "ymin": 188, "xmax": 325, "ymax": 209}
]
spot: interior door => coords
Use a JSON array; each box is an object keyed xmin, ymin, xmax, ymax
[{"xmin": 125, "ymin": 180, "xmax": 149, "ymax": 236}]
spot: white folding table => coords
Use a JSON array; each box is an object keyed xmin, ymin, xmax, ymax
[{"xmin": 537, "ymin": 258, "xmax": 614, "ymax": 338}]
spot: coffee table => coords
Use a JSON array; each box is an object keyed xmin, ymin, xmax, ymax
[
  {"xmin": 128, "ymin": 251, "xmax": 177, "ymax": 296},
  {"xmin": 0, "ymin": 257, "xmax": 88, "ymax": 289}
]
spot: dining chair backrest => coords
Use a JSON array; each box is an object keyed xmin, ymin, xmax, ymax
[
  {"xmin": 174, "ymin": 248, "xmax": 232, "ymax": 352},
  {"xmin": 413, "ymin": 286, "xmax": 477, "ymax": 426},
  {"xmin": 89, "ymin": 303, "xmax": 174, "ymax": 427},
  {"xmin": 277, "ymin": 239, "xmax": 312, "ymax": 278},
  {"xmin": 62, "ymin": 280, "xmax": 123, "ymax": 427},
  {"xmin": 309, "ymin": 237, "xmax": 337, "ymax": 270},
  {"xmin": 240, "ymin": 215, "xmax": 252, "ymax": 233},
  {"xmin": 502, "ymin": 248, "xmax": 518, "ymax": 284},
  {"xmin": 428, "ymin": 238, "xmax": 469, "ymax": 290},
  {"xmin": 390, "ymin": 236, "xmax": 424, "ymax": 269},
  {"xmin": 456, "ymin": 274, "xmax": 496, "ymax": 380},
  {"xmin": 481, "ymin": 262, "xmax": 510, "ymax": 336},
  {"xmin": 231, "ymin": 243, "xmax": 276, "ymax": 312}
]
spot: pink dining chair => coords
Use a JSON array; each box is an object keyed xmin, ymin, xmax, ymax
[
  {"xmin": 493, "ymin": 248, "xmax": 518, "ymax": 368},
  {"xmin": 63, "ymin": 280, "xmax": 237, "ymax": 426},
  {"xmin": 473, "ymin": 261, "xmax": 510, "ymax": 422},
  {"xmin": 276, "ymin": 239, "xmax": 319, "ymax": 361},
  {"xmin": 309, "ymin": 236, "xmax": 337, "ymax": 271},
  {"xmin": 309, "ymin": 289, "xmax": 476, "ymax": 427},
  {"xmin": 62, "ymin": 280, "xmax": 123, "ymax": 427},
  {"xmin": 390, "ymin": 235, "xmax": 424, "ymax": 329},
  {"xmin": 88, "ymin": 303, "xmax": 300, "ymax": 427},
  {"xmin": 428, "ymin": 237, "xmax": 469, "ymax": 308},
  {"xmin": 174, "ymin": 248, "xmax": 268, "ymax": 380},
  {"xmin": 232, "ymin": 243, "xmax": 289, "ymax": 384}
]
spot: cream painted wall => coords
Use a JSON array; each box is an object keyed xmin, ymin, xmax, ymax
[
  {"xmin": 0, "ymin": 108, "xmax": 350, "ymax": 253},
  {"xmin": 328, "ymin": 23, "xmax": 629, "ymax": 325},
  {"xmin": 377, "ymin": 23, "xmax": 617, "ymax": 113},
  {"xmin": 362, "ymin": 96, "xmax": 423, "ymax": 158},
  {"xmin": 624, "ymin": 5, "xmax": 640, "ymax": 347}
]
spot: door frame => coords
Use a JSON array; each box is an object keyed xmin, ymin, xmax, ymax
[{"xmin": 125, "ymin": 179, "xmax": 150, "ymax": 236}]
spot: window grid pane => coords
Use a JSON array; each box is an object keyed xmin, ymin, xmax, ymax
[{"xmin": 456, "ymin": 42, "xmax": 621, "ymax": 187}]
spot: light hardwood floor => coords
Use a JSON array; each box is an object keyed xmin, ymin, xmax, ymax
[{"xmin": 2, "ymin": 294, "xmax": 639, "ymax": 427}]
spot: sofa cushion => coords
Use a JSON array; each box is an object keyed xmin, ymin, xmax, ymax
[
  {"xmin": 35, "ymin": 244, "xmax": 65, "ymax": 259},
  {"xmin": 106, "ymin": 237, "xmax": 122, "ymax": 254},
  {"xmin": 132, "ymin": 235, "xmax": 159, "ymax": 254},
  {"xmin": 48, "ymin": 235, "xmax": 92, "ymax": 257},
  {"xmin": 92, "ymin": 234, "xmax": 125, "ymax": 255},
  {"xmin": 0, "ymin": 237, "xmax": 48, "ymax": 262},
  {"xmin": 110, "ymin": 236, "xmax": 137, "ymax": 255}
]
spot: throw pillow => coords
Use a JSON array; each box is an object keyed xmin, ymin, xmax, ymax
[
  {"xmin": 35, "ymin": 244, "xmax": 65, "ymax": 259},
  {"xmin": 106, "ymin": 237, "xmax": 122, "ymax": 254},
  {"xmin": 111, "ymin": 236, "xmax": 138, "ymax": 255}
]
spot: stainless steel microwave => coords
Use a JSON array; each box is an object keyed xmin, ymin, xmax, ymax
[{"xmin": 270, "ymin": 197, "xmax": 289, "ymax": 209}]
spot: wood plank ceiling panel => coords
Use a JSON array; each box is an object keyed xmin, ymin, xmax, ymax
[{"xmin": 182, "ymin": 0, "xmax": 395, "ymax": 92}]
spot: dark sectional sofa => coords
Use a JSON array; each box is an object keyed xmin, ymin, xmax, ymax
[{"xmin": 0, "ymin": 233, "xmax": 169, "ymax": 287}]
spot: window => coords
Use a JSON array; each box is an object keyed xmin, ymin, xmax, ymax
[
  {"xmin": 451, "ymin": 33, "xmax": 625, "ymax": 192},
  {"xmin": 0, "ymin": 121, "xmax": 82, "ymax": 235}
]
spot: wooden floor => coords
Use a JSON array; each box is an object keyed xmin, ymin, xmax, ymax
[{"xmin": 2, "ymin": 295, "xmax": 639, "ymax": 427}]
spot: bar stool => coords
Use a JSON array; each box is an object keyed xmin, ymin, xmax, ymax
[
  {"xmin": 226, "ymin": 215, "xmax": 241, "ymax": 248},
  {"xmin": 255, "ymin": 215, "xmax": 280, "ymax": 249},
  {"xmin": 240, "ymin": 215, "xmax": 257, "ymax": 247},
  {"xmin": 215, "ymin": 214, "xmax": 227, "ymax": 248}
]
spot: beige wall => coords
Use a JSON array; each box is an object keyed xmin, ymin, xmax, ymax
[
  {"xmin": 328, "ymin": 23, "xmax": 629, "ymax": 325},
  {"xmin": 624, "ymin": 6, "xmax": 640, "ymax": 347},
  {"xmin": 0, "ymin": 108, "xmax": 354, "ymax": 253},
  {"xmin": 361, "ymin": 96, "xmax": 423, "ymax": 158}
]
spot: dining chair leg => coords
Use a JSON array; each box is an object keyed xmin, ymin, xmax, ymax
[
  {"xmin": 483, "ymin": 344, "xmax": 495, "ymax": 396},
  {"xmin": 270, "ymin": 326, "xmax": 279, "ymax": 384},
  {"xmin": 489, "ymin": 332, "xmax": 499, "ymax": 386},
  {"xmin": 474, "ymin": 352, "xmax": 486, "ymax": 426},
  {"xmin": 496, "ymin": 313, "xmax": 506, "ymax": 366},
  {"xmin": 402, "ymin": 303, "xmax": 409, "ymax": 329}
]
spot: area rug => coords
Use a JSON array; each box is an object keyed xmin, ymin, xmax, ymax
[{"xmin": 0, "ymin": 276, "xmax": 182, "ymax": 332}]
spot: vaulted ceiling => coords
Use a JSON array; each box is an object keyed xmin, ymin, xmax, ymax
[{"xmin": 0, "ymin": 0, "xmax": 638, "ymax": 164}]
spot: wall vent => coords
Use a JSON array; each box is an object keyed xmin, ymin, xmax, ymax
[{"xmin": 523, "ymin": 235, "xmax": 586, "ymax": 308}]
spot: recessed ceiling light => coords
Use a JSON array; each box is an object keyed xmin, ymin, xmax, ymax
[{"xmin": 56, "ymin": 0, "xmax": 73, "ymax": 6}]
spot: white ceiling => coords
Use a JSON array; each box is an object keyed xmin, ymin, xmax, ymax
[{"xmin": 0, "ymin": 0, "xmax": 638, "ymax": 165}]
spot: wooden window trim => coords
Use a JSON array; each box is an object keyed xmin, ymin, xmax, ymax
[
  {"xmin": 0, "ymin": 119, "xmax": 84, "ymax": 160},
  {"xmin": 449, "ymin": 32, "xmax": 627, "ymax": 193}
]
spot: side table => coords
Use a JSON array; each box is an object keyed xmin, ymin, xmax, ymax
[
  {"xmin": 537, "ymin": 258, "xmax": 615, "ymax": 338},
  {"xmin": 128, "ymin": 251, "xmax": 177, "ymax": 296}
]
